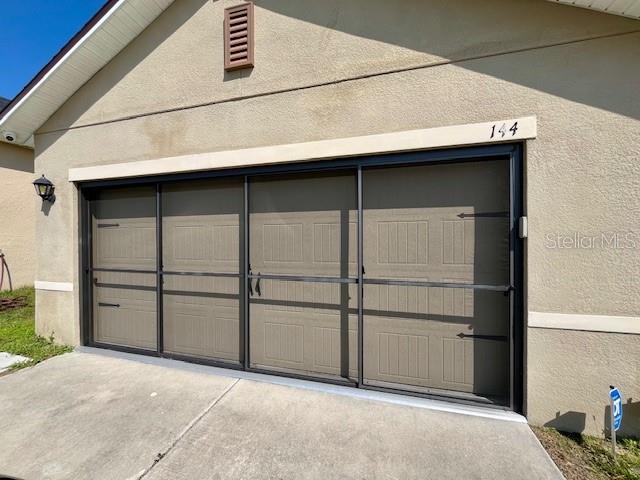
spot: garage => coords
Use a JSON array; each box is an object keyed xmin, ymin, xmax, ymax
[{"xmin": 84, "ymin": 145, "xmax": 522, "ymax": 409}]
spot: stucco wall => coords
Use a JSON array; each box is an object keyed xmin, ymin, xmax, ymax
[
  {"xmin": 32, "ymin": 0, "xmax": 639, "ymax": 435},
  {"xmin": 0, "ymin": 142, "xmax": 35, "ymax": 290},
  {"xmin": 528, "ymin": 328, "xmax": 640, "ymax": 438}
]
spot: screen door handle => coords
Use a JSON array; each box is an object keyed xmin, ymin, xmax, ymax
[
  {"xmin": 248, "ymin": 269, "xmax": 254, "ymax": 296},
  {"xmin": 255, "ymin": 274, "xmax": 262, "ymax": 297}
]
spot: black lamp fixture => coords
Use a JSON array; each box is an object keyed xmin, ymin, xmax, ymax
[{"xmin": 33, "ymin": 175, "xmax": 55, "ymax": 203}]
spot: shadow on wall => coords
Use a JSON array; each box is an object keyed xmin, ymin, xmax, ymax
[
  {"xmin": 223, "ymin": 65, "xmax": 253, "ymax": 82},
  {"xmin": 41, "ymin": 0, "xmax": 640, "ymax": 133},
  {"xmin": 0, "ymin": 147, "xmax": 34, "ymax": 174},
  {"xmin": 544, "ymin": 410, "xmax": 587, "ymax": 433},
  {"xmin": 40, "ymin": 198, "xmax": 54, "ymax": 217},
  {"xmin": 34, "ymin": 0, "xmax": 640, "ymax": 158},
  {"xmin": 605, "ymin": 398, "xmax": 640, "ymax": 439},
  {"xmin": 258, "ymin": 0, "xmax": 640, "ymax": 120},
  {"xmin": 544, "ymin": 399, "xmax": 640, "ymax": 438}
]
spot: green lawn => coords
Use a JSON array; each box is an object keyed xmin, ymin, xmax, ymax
[{"xmin": 0, "ymin": 287, "xmax": 72, "ymax": 371}]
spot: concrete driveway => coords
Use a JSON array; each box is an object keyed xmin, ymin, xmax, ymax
[{"xmin": 0, "ymin": 348, "xmax": 561, "ymax": 479}]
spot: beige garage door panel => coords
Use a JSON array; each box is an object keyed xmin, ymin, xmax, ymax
[
  {"xmin": 92, "ymin": 188, "xmax": 157, "ymax": 270},
  {"xmin": 363, "ymin": 289, "xmax": 509, "ymax": 398},
  {"xmin": 249, "ymin": 172, "xmax": 357, "ymax": 277},
  {"xmin": 250, "ymin": 279, "xmax": 358, "ymax": 378},
  {"xmin": 163, "ymin": 275, "xmax": 240, "ymax": 361},
  {"xmin": 162, "ymin": 180, "xmax": 243, "ymax": 362},
  {"xmin": 93, "ymin": 271, "xmax": 157, "ymax": 350},
  {"xmin": 363, "ymin": 161, "xmax": 509, "ymax": 285}
]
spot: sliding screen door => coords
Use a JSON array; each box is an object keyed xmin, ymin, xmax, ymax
[
  {"xmin": 249, "ymin": 172, "xmax": 358, "ymax": 380},
  {"xmin": 162, "ymin": 179, "xmax": 243, "ymax": 363},
  {"xmin": 362, "ymin": 160, "xmax": 510, "ymax": 404},
  {"xmin": 92, "ymin": 188, "xmax": 157, "ymax": 350}
]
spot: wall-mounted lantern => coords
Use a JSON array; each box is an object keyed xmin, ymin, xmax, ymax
[{"xmin": 33, "ymin": 175, "xmax": 55, "ymax": 203}]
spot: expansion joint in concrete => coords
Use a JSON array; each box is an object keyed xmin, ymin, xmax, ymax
[{"xmin": 136, "ymin": 377, "xmax": 240, "ymax": 479}]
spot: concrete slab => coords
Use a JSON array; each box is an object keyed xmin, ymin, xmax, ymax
[
  {"xmin": 0, "ymin": 352, "xmax": 30, "ymax": 373},
  {"xmin": 76, "ymin": 346, "xmax": 526, "ymax": 425},
  {"xmin": 0, "ymin": 350, "xmax": 562, "ymax": 480},
  {"xmin": 144, "ymin": 379, "xmax": 561, "ymax": 480},
  {"xmin": 0, "ymin": 352, "xmax": 236, "ymax": 480}
]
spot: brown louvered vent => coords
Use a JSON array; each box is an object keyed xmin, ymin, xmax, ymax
[{"xmin": 224, "ymin": 3, "xmax": 254, "ymax": 71}]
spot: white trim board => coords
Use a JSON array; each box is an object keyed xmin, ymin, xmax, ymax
[
  {"xmin": 528, "ymin": 311, "xmax": 640, "ymax": 335},
  {"xmin": 34, "ymin": 281, "xmax": 74, "ymax": 292},
  {"xmin": 69, "ymin": 117, "xmax": 536, "ymax": 181}
]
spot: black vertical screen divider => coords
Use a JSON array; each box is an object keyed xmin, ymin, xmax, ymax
[
  {"xmin": 156, "ymin": 183, "xmax": 163, "ymax": 354},
  {"xmin": 243, "ymin": 176, "xmax": 250, "ymax": 369},
  {"xmin": 357, "ymin": 166, "xmax": 364, "ymax": 386}
]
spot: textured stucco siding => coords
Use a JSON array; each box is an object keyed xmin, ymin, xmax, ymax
[
  {"xmin": 35, "ymin": 289, "xmax": 78, "ymax": 346},
  {"xmin": 40, "ymin": 0, "xmax": 639, "ymax": 133},
  {"xmin": 528, "ymin": 328, "xmax": 640, "ymax": 438},
  {"xmin": 0, "ymin": 143, "xmax": 35, "ymax": 290},
  {"xmin": 32, "ymin": 0, "xmax": 640, "ymax": 436}
]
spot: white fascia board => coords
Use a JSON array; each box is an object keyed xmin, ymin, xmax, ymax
[
  {"xmin": 0, "ymin": 0, "xmax": 129, "ymax": 129},
  {"xmin": 69, "ymin": 117, "xmax": 536, "ymax": 182}
]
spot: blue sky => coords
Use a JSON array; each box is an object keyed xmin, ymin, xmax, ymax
[{"xmin": 0, "ymin": 0, "xmax": 105, "ymax": 100}]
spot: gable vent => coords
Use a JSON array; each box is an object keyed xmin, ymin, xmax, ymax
[{"xmin": 224, "ymin": 3, "xmax": 254, "ymax": 71}]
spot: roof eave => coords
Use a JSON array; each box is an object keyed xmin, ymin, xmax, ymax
[{"xmin": 0, "ymin": 0, "xmax": 175, "ymax": 147}]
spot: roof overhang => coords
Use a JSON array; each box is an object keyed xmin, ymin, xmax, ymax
[
  {"xmin": 0, "ymin": 0, "xmax": 637, "ymax": 149},
  {"xmin": 0, "ymin": 0, "xmax": 174, "ymax": 148}
]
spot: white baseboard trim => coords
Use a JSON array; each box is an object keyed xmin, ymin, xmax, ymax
[
  {"xmin": 529, "ymin": 311, "xmax": 640, "ymax": 335},
  {"xmin": 69, "ymin": 116, "xmax": 536, "ymax": 181},
  {"xmin": 35, "ymin": 281, "xmax": 74, "ymax": 292}
]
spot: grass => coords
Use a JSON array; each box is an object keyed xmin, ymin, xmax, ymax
[
  {"xmin": 533, "ymin": 426, "xmax": 640, "ymax": 480},
  {"xmin": 0, "ymin": 286, "xmax": 72, "ymax": 371}
]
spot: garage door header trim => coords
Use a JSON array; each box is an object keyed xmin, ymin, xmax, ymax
[{"xmin": 69, "ymin": 116, "xmax": 536, "ymax": 182}]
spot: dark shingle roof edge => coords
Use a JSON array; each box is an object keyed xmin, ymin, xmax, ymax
[{"xmin": 0, "ymin": 97, "xmax": 10, "ymax": 112}]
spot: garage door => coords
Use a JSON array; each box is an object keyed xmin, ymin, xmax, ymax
[
  {"xmin": 86, "ymin": 149, "xmax": 518, "ymax": 407},
  {"xmin": 362, "ymin": 160, "xmax": 510, "ymax": 403},
  {"xmin": 248, "ymin": 172, "xmax": 358, "ymax": 380},
  {"xmin": 92, "ymin": 187, "xmax": 157, "ymax": 350}
]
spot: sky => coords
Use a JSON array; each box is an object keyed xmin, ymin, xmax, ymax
[{"xmin": 0, "ymin": 0, "xmax": 105, "ymax": 101}]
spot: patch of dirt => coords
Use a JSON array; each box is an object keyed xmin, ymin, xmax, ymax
[
  {"xmin": 533, "ymin": 426, "xmax": 605, "ymax": 480},
  {"xmin": 0, "ymin": 296, "xmax": 27, "ymax": 312}
]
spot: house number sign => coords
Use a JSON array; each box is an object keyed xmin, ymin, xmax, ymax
[{"xmin": 490, "ymin": 121, "xmax": 519, "ymax": 139}]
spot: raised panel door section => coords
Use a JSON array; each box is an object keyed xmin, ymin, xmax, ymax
[
  {"xmin": 249, "ymin": 172, "xmax": 357, "ymax": 380},
  {"xmin": 92, "ymin": 187, "xmax": 157, "ymax": 350},
  {"xmin": 363, "ymin": 160, "xmax": 510, "ymax": 405},
  {"xmin": 162, "ymin": 179, "xmax": 243, "ymax": 363}
]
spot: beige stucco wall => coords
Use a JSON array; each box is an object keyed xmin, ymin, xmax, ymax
[
  {"xmin": 528, "ymin": 328, "xmax": 640, "ymax": 438},
  {"xmin": 0, "ymin": 142, "xmax": 35, "ymax": 290},
  {"xmin": 33, "ymin": 0, "xmax": 639, "ymax": 435}
]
